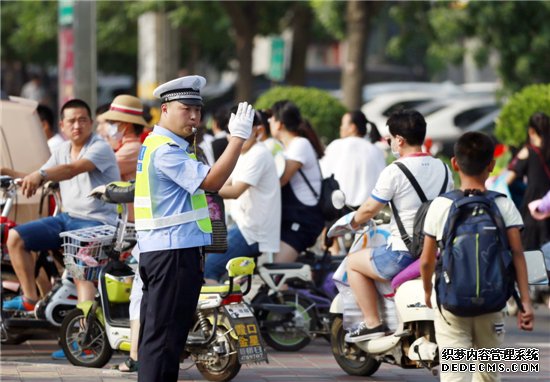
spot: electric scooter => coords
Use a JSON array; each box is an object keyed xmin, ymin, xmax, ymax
[
  {"xmin": 59, "ymin": 182, "xmax": 267, "ymax": 382},
  {"xmin": 0, "ymin": 176, "xmax": 78, "ymax": 344},
  {"xmin": 328, "ymin": 211, "xmax": 549, "ymax": 377},
  {"xmin": 328, "ymin": 211, "xmax": 439, "ymax": 376}
]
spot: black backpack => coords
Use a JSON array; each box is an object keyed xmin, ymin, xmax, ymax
[
  {"xmin": 390, "ymin": 161, "xmax": 448, "ymax": 259},
  {"xmin": 436, "ymin": 190, "xmax": 518, "ymax": 316},
  {"xmin": 299, "ymin": 170, "xmax": 343, "ymax": 222}
]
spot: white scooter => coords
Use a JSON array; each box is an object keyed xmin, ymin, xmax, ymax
[
  {"xmin": 328, "ymin": 211, "xmax": 440, "ymax": 376},
  {"xmin": 328, "ymin": 211, "xmax": 549, "ymax": 377}
]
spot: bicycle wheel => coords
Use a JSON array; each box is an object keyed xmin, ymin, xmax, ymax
[{"xmin": 59, "ymin": 308, "xmax": 113, "ymax": 368}]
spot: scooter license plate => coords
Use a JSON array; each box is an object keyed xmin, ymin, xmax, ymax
[{"xmin": 224, "ymin": 303, "xmax": 254, "ymax": 319}]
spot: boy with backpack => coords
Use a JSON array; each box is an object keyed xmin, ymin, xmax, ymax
[{"xmin": 420, "ymin": 132, "xmax": 534, "ymax": 382}]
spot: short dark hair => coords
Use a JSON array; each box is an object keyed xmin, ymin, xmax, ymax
[
  {"xmin": 454, "ymin": 132, "xmax": 495, "ymax": 176},
  {"xmin": 213, "ymin": 107, "xmax": 230, "ymax": 132},
  {"xmin": 386, "ymin": 109, "xmax": 426, "ymax": 146},
  {"xmin": 254, "ymin": 109, "xmax": 270, "ymax": 131},
  {"xmin": 60, "ymin": 99, "xmax": 92, "ymax": 120},
  {"xmin": 37, "ymin": 104, "xmax": 56, "ymax": 133}
]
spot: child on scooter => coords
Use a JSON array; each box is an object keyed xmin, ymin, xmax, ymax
[{"xmin": 420, "ymin": 131, "xmax": 534, "ymax": 382}]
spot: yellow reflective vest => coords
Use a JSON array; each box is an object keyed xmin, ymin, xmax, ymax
[{"xmin": 134, "ymin": 134, "xmax": 212, "ymax": 233}]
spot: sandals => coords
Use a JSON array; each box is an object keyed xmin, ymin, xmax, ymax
[{"xmin": 114, "ymin": 357, "xmax": 139, "ymax": 372}]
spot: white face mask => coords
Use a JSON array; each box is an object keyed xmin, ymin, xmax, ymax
[
  {"xmin": 390, "ymin": 136, "xmax": 400, "ymax": 158},
  {"xmin": 107, "ymin": 122, "xmax": 123, "ymax": 141}
]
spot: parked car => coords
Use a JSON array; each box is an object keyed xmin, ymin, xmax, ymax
[
  {"xmin": 361, "ymin": 90, "xmax": 460, "ymax": 136},
  {"xmin": 331, "ymin": 81, "xmax": 461, "ymax": 103},
  {"xmin": 420, "ymin": 97, "xmax": 499, "ymax": 155}
]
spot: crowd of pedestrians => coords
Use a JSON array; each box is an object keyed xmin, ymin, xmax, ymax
[{"xmin": 1, "ymin": 74, "xmax": 548, "ymax": 382}]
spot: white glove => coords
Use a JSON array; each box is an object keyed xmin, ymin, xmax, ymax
[{"xmin": 228, "ymin": 102, "xmax": 254, "ymax": 140}]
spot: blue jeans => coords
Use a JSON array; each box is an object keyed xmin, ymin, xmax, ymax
[
  {"xmin": 13, "ymin": 213, "xmax": 103, "ymax": 252},
  {"xmin": 371, "ymin": 245, "xmax": 415, "ymax": 280},
  {"xmin": 204, "ymin": 225, "xmax": 259, "ymax": 281}
]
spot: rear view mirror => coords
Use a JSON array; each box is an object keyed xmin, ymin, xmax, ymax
[
  {"xmin": 331, "ymin": 190, "xmax": 346, "ymax": 210},
  {"xmin": 524, "ymin": 250, "xmax": 549, "ymax": 286}
]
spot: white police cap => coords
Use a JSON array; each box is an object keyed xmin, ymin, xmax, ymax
[{"xmin": 153, "ymin": 75, "xmax": 206, "ymax": 106}]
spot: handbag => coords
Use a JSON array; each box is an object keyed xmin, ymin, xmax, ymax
[
  {"xmin": 298, "ymin": 168, "xmax": 343, "ymax": 222},
  {"xmin": 204, "ymin": 192, "xmax": 228, "ymax": 253}
]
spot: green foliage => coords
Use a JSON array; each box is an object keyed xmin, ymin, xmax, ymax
[
  {"xmin": 310, "ymin": 0, "xmax": 346, "ymax": 40},
  {"xmin": 0, "ymin": 1, "xmax": 57, "ymax": 63},
  {"xmin": 495, "ymin": 84, "xmax": 550, "ymax": 148},
  {"xmin": 386, "ymin": 2, "xmax": 435, "ymax": 73},
  {"xmin": 255, "ymin": 86, "xmax": 346, "ymax": 142},
  {"xmin": 388, "ymin": 1, "xmax": 550, "ymax": 93},
  {"xmin": 97, "ymin": 1, "xmax": 139, "ymax": 74}
]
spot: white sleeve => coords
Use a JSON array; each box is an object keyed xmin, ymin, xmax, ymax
[
  {"xmin": 371, "ymin": 164, "xmax": 396, "ymax": 203},
  {"xmin": 496, "ymin": 197, "xmax": 524, "ymax": 228},
  {"xmin": 423, "ymin": 197, "xmax": 452, "ymax": 241},
  {"xmin": 285, "ymin": 137, "xmax": 309, "ymax": 165},
  {"xmin": 233, "ymin": 150, "xmax": 263, "ymax": 187}
]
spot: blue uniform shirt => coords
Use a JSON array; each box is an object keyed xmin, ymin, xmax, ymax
[{"xmin": 136, "ymin": 125, "xmax": 212, "ymax": 252}]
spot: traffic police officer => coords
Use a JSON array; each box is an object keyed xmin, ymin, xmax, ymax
[{"xmin": 134, "ymin": 75, "xmax": 254, "ymax": 382}]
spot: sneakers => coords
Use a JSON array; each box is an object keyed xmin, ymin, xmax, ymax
[
  {"xmin": 51, "ymin": 342, "xmax": 94, "ymax": 360},
  {"xmin": 2, "ymin": 296, "xmax": 36, "ymax": 312},
  {"xmin": 51, "ymin": 348, "xmax": 68, "ymax": 360},
  {"xmin": 345, "ymin": 322, "xmax": 387, "ymax": 343}
]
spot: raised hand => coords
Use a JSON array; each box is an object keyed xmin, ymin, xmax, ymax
[{"xmin": 228, "ymin": 102, "xmax": 254, "ymax": 140}]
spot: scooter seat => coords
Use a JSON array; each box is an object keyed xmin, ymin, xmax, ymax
[
  {"xmin": 200, "ymin": 283, "xmax": 241, "ymax": 294},
  {"xmin": 391, "ymin": 259, "xmax": 420, "ymax": 291},
  {"xmin": 262, "ymin": 263, "xmax": 304, "ymax": 270}
]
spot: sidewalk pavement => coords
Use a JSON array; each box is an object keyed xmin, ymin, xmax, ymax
[{"xmin": 0, "ymin": 337, "xmax": 437, "ymax": 382}]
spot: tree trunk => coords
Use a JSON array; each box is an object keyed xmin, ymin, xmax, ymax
[
  {"xmin": 222, "ymin": 1, "xmax": 256, "ymax": 102},
  {"xmin": 287, "ymin": 3, "xmax": 312, "ymax": 86},
  {"xmin": 342, "ymin": 0, "xmax": 370, "ymax": 110}
]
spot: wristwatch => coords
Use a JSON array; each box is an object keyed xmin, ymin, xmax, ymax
[{"xmin": 38, "ymin": 169, "xmax": 48, "ymax": 184}]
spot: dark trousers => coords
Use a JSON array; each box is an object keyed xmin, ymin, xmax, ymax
[{"xmin": 137, "ymin": 247, "xmax": 203, "ymax": 382}]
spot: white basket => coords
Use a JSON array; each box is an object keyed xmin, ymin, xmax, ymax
[{"xmin": 61, "ymin": 225, "xmax": 116, "ymax": 281}]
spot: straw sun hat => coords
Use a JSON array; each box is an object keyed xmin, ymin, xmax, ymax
[{"xmin": 100, "ymin": 95, "xmax": 147, "ymax": 126}]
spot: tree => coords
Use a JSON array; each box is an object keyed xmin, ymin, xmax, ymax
[
  {"xmin": 0, "ymin": 1, "xmax": 57, "ymax": 94},
  {"xmin": 454, "ymin": 1, "xmax": 550, "ymax": 92},
  {"xmin": 221, "ymin": 1, "xmax": 291, "ymax": 101},
  {"xmin": 220, "ymin": 1, "xmax": 257, "ymax": 102},
  {"xmin": 388, "ymin": 1, "xmax": 550, "ymax": 93},
  {"xmin": 386, "ymin": 2, "xmax": 433, "ymax": 77},
  {"xmin": 286, "ymin": 2, "xmax": 313, "ymax": 86},
  {"xmin": 495, "ymin": 84, "xmax": 550, "ymax": 148},
  {"xmin": 312, "ymin": 1, "xmax": 383, "ymax": 110},
  {"xmin": 255, "ymin": 86, "xmax": 346, "ymax": 142}
]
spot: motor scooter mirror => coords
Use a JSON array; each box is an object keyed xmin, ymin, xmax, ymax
[{"xmin": 331, "ymin": 189, "xmax": 346, "ymax": 210}]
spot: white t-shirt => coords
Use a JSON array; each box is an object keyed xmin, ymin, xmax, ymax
[
  {"xmin": 320, "ymin": 136, "xmax": 386, "ymax": 207},
  {"xmin": 199, "ymin": 133, "xmax": 215, "ymax": 166},
  {"xmin": 371, "ymin": 155, "xmax": 453, "ymax": 251},
  {"xmin": 231, "ymin": 143, "xmax": 281, "ymax": 253},
  {"xmin": 47, "ymin": 133, "xmax": 65, "ymax": 152},
  {"xmin": 285, "ymin": 136, "xmax": 321, "ymax": 206},
  {"xmin": 424, "ymin": 194, "xmax": 524, "ymax": 240}
]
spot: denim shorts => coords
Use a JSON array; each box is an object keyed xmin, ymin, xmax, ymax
[
  {"xmin": 371, "ymin": 245, "xmax": 415, "ymax": 280},
  {"xmin": 13, "ymin": 213, "xmax": 103, "ymax": 252},
  {"xmin": 204, "ymin": 225, "xmax": 259, "ymax": 281}
]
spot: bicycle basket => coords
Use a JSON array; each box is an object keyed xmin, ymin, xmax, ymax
[{"xmin": 61, "ymin": 225, "xmax": 116, "ymax": 281}]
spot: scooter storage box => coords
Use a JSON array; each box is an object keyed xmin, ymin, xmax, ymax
[{"xmin": 105, "ymin": 273, "xmax": 134, "ymax": 303}]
